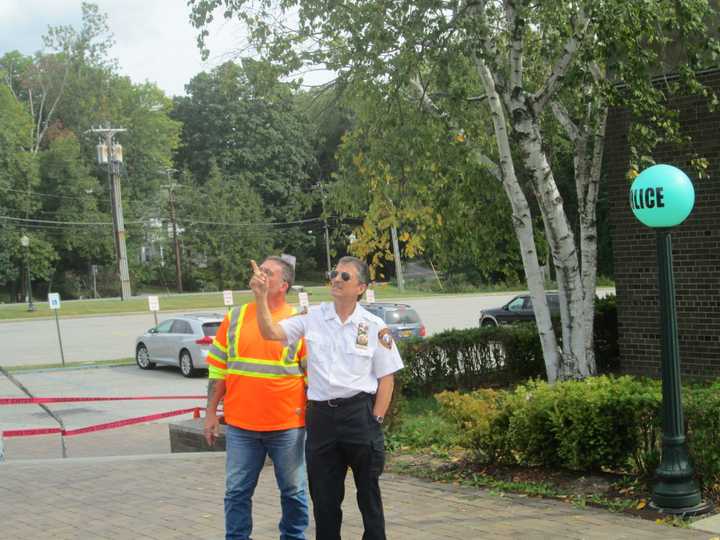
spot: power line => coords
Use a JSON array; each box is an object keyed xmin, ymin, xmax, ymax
[
  {"xmin": 0, "ymin": 183, "xmax": 96, "ymax": 202},
  {"xmin": 1, "ymin": 214, "xmax": 339, "ymax": 230},
  {"xmin": 180, "ymin": 217, "xmax": 324, "ymax": 227},
  {"xmin": 0, "ymin": 215, "xmax": 150, "ymax": 226}
]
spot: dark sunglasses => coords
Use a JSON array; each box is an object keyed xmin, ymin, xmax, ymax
[{"xmin": 328, "ymin": 270, "xmax": 352, "ymax": 282}]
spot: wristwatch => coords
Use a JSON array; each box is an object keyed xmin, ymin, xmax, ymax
[{"xmin": 373, "ymin": 415, "xmax": 384, "ymax": 424}]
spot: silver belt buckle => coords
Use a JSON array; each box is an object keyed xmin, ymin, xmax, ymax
[{"xmin": 327, "ymin": 398, "xmax": 338, "ymax": 408}]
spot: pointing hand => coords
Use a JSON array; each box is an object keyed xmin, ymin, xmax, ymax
[{"xmin": 249, "ymin": 259, "xmax": 268, "ymax": 297}]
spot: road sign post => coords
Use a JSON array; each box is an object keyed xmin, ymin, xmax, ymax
[
  {"xmin": 298, "ymin": 292, "xmax": 310, "ymax": 314},
  {"xmin": 48, "ymin": 293, "xmax": 65, "ymax": 367},
  {"xmin": 223, "ymin": 290, "xmax": 234, "ymax": 310},
  {"xmin": 630, "ymin": 164, "xmax": 709, "ymax": 515},
  {"xmin": 148, "ymin": 295, "xmax": 159, "ymax": 326}
]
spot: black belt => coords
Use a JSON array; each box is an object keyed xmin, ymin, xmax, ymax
[{"xmin": 309, "ymin": 392, "xmax": 372, "ymax": 408}]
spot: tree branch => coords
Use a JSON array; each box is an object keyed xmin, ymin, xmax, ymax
[
  {"xmin": 505, "ymin": 0, "xmax": 525, "ymax": 92},
  {"xmin": 532, "ymin": 7, "xmax": 590, "ymax": 115},
  {"xmin": 408, "ymin": 76, "xmax": 501, "ymax": 182},
  {"xmin": 551, "ymin": 101, "xmax": 580, "ymax": 142}
]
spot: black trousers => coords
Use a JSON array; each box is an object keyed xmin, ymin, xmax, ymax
[{"xmin": 306, "ymin": 393, "xmax": 386, "ymax": 540}]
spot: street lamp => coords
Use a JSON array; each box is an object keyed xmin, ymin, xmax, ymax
[
  {"xmin": 630, "ymin": 164, "xmax": 709, "ymax": 515},
  {"xmin": 20, "ymin": 234, "xmax": 35, "ymax": 312}
]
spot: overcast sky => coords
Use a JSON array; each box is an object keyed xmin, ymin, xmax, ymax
[{"xmin": 0, "ymin": 1, "xmax": 252, "ymax": 97}]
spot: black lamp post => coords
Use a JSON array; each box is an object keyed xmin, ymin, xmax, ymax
[
  {"xmin": 20, "ymin": 234, "xmax": 35, "ymax": 312},
  {"xmin": 629, "ymin": 164, "xmax": 709, "ymax": 515}
]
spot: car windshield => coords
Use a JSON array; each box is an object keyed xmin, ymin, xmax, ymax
[
  {"xmin": 384, "ymin": 308, "xmax": 420, "ymax": 324},
  {"xmin": 202, "ymin": 322, "xmax": 221, "ymax": 336}
]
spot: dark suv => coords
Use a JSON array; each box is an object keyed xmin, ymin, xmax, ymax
[
  {"xmin": 478, "ymin": 293, "xmax": 560, "ymax": 327},
  {"xmin": 362, "ymin": 302, "xmax": 426, "ymax": 341}
]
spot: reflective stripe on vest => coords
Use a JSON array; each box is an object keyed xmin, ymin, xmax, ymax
[{"xmin": 226, "ymin": 304, "xmax": 305, "ymax": 380}]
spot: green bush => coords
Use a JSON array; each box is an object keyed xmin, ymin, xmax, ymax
[
  {"xmin": 684, "ymin": 381, "xmax": 720, "ymax": 495},
  {"xmin": 437, "ymin": 376, "xmax": 720, "ymax": 490},
  {"xmin": 397, "ymin": 324, "xmax": 545, "ymax": 396},
  {"xmin": 398, "ymin": 296, "xmax": 619, "ymax": 396}
]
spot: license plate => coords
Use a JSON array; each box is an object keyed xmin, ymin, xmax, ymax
[{"xmin": 400, "ymin": 330, "xmax": 412, "ymax": 337}]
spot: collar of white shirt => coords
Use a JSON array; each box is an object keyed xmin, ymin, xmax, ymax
[{"xmin": 322, "ymin": 302, "xmax": 364, "ymax": 326}]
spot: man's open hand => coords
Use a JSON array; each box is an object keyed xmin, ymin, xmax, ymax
[{"xmin": 204, "ymin": 414, "xmax": 220, "ymax": 446}]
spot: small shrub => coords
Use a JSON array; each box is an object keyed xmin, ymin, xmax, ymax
[
  {"xmin": 437, "ymin": 376, "xmax": 664, "ymax": 473},
  {"xmin": 684, "ymin": 381, "xmax": 720, "ymax": 494}
]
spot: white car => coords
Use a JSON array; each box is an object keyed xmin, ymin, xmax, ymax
[{"xmin": 135, "ymin": 313, "xmax": 223, "ymax": 377}]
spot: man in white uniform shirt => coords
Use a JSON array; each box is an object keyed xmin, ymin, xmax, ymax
[{"xmin": 250, "ymin": 255, "xmax": 403, "ymax": 540}]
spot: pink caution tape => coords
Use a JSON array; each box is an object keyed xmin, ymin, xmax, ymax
[
  {"xmin": 0, "ymin": 395, "xmax": 205, "ymax": 405},
  {"xmin": 2, "ymin": 407, "xmax": 204, "ymax": 438}
]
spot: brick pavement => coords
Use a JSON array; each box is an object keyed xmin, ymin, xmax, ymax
[{"xmin": 1, "ymin": 451, "xmax": 717, "ymax": 540}]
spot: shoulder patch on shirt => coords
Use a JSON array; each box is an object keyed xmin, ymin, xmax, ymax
[{"xmin": 378, "ymin": 327, "xmax": 393, "ymax": 349}]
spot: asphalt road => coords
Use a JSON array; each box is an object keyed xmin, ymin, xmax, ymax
[{"xmin": 0, "ymin": 289, "xmax": 614, "ymax": 368}]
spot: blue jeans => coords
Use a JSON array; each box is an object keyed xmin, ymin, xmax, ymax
[{"xmin": 225, "ymin": 425, "xmax": 309, "ymax": 540}]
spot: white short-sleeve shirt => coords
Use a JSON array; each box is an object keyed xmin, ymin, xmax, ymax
[{"xmin": 280, "ymin": 302, "xmax": 404, "ymax": 401}]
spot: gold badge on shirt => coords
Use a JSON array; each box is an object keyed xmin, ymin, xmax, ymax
[
  {"xmin": 356, "ymin": 322, "xmax": 369, "ymax": 349},
  {"xmin": 378, "ymin": 327, "xmax": 393, "ymax": 349}
]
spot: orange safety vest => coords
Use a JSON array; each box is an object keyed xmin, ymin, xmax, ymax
[{"xmin": 207, "ymin": 302, "xmax": 307, "ymax": 431}]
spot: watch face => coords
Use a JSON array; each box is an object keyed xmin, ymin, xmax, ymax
[{"xmin": 375, "ymin": 416, "xmax": 384, "ymax": 424}]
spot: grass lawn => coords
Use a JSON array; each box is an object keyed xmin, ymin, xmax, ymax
[{"xmin": 0, "ymin": 283, "xmax": 447, "ymax": 321}]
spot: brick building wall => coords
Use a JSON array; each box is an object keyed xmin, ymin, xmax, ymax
[{"xmin": 606, "ymin": 70, "xmax": 720, "ymax": 379}]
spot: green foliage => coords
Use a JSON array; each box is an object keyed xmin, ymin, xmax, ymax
[
  {"xmin": 39, "ymin": 133, "xmax": 113, "ymax": 276},
  {"xmin": 329, "ymin": 79, "xmax": 526, "ymax": 283},
  {"xmin": 397, "ymin": 324, "xmax": 545, "ymax": 396},
  {"xmin": 172, "ymin": 60, "xmax": 316, "ymax": 220},
  {"xmin": 436, "ymin": 376, "xmax": 720, "ymax": 492},
  {"xmin": 0, "ymin": 84, "xmax": 54, "ymax": 292},
  {"xmin": 684, "ymin": 381, "xmax": 720, "ymax": 496},
  {"xmin": 171, "ymin": 59, "xmax": 319, "ymax": 268},
  {"xmin": 385, "ymin": 397, "xmax": 461, "ymax": 452},
  {"xmin": 177, "ymin": 163, "xmax": 273, "ymax": 291}
]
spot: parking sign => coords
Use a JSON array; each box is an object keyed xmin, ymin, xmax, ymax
[
  {"xmin": 223, "ymin": 290, "xmax": 234, "ymax": 306},
  {"xmin": 298, "ymin": 292, "xmax": 309, "ymax": 313},
  {"xmin": 48, "ymin": 292, "xmax": 61, "ymax": 310},
  {"xmin": 365, "ymin": 289, "xmax": 376, "ymax": 303},
  {"xmin": 148, "ymin": 295, "xmax": 160, "ymax": 312}
]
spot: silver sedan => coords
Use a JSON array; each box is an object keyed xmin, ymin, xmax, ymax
[{"xmin": 134, "ymin": 313, "xmax": 224, "ymax": 377}]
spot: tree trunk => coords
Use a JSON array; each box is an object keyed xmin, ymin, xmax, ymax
[
  {"xmin": 475, "ymin": 58, "xmax": 560, "ymax": 383},
  {"xmin": 578, "ymin": 107, "xmax": 607, "ymax": 374},
  {"xmin": 510, "ymin": 98, "xmax": 588, "ymax": 379}
]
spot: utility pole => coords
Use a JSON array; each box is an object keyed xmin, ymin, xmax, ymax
[
  {"xmin": 318, "ymin": 182, "xmax": 332, "ymax": 274},
  {"xmin": 390, "ymin": 225, "xmax": 405, "ymax": 291},
  {"xmin": 162, "ymin": 168, "xmax": 183, "ymax": 293},
  {"xmin": 89, "ymin": 126, "xmax": 131, "ymax": 300}
]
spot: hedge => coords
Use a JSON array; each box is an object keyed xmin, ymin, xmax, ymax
[
  {"xmin": 397, "ymin": 295, "xmax": 619, "ymax": 396},
  {"xmin": 397, "ymin": 325, "xmax": 544, "ymax": 396},
  {"xmin": 436, "ymin": 377, "xmax": 720, "ymax": 493}
]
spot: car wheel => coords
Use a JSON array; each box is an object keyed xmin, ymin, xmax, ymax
[
  {"xmin": 481, "ymin": 318, "xmax": 497, "ymax": 327},
  {"xmin": 179, "ymin": 349, "xmax": 196, "ymax": 378},
  {"xmin": 136, "ymin": 344, "xmax": 156, "ymax": 370}
]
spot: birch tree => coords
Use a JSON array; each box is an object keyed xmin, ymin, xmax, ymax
[{"xmin": 190, "ymin": 0, "xmax": 719, "ymax": 381}]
